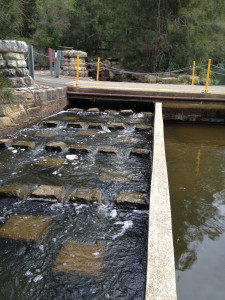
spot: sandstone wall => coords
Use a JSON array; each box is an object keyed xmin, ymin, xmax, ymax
[{"xmin": 62, "ymin": 50, "xmax": 88, "ymax": 77}]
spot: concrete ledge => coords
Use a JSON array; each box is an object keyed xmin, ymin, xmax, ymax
[{"xmin": 145, "ymin": 102, "xmax": 177, "ymax": 300}]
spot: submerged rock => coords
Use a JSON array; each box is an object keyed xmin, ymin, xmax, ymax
[
  {"xmin": 115, "ymin": 191, "xmax": 147, "ymax": 206},
  {"xmin": 31, "ymin": 185, "xmax": 67, "ymax": 203},
  {"xmin": 98, "ymin": 148, "xmax": 118, "ymax": 155},
  {"xmin": 86, "ymin": 108, "xmax": 100, "ymax": 113},
  {"xmin": 135, "ymin": 125, "xmax": 152, "ymax": 132},
  {"xmin": 108, "ymin": 123, "xmax": 126, "ymax": 130},
  {"xmin": 0, "ymin": 185, "xmax": 30, "ymax": 200},
  {"xmin": 45, "ymin": 142, "xmax": 67, "ymax": 152},
  {"xmin": 53, "ymin": 240, "xmax": 105, "ymax": 276},
  {"xmin": 0, "ymin": 138, "xmax": 12, "ymax": 148},
  {"xmin": 117, "ymin": 137, "xmax": 139, "ymax": 144},
  {"xmin": 35, "ymin": 157, "xmax": 66, "ymax": 168},
  {"xmin": 98, "ymin": 172, "xmax": 131, "ymax": 183},
  {"xmin": 42, "ymin": 120, "xmax": 60, "ymax": 128},
  {"xmin": 76, "ymin": 130, "xmax": 97, "ymax": 137},
  {"xmin": 0, "ymin": 214, "xmax": 52, "ymax": 242},
  {"xmin": 130, "ymin": 148, "xmax": 150, "ymax": 157},
  {"xmin": 88, "ymin": 123, "xmax": 104, "ymax": 129},
  {"xmin": 67, "ymin": 122, "xmax": 83, "ymax": 128},
  {"xmin": 119, "ymin": 109, "xmax": 133, "ymax": 115},
  {"xmin": 70, "ymin": 189, "xmax": 103, "ymax": 203},
  {"xmin": 68, "ymin": 145, "xmax": 91, "ymax": 153},
  {"xmin": 11, "ymin": 141, "xmax": 35, "ymax": 150}
]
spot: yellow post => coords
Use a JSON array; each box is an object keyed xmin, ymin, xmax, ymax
[
  {"xmin": 76, "ymin": 55, "xmax": 79, "ymax": 87},
  {"xmin": 96, "ymin": 57, "xmax": 100, "ymax": 81},
  {"xmin": 191, "ymin": 61, "xmax": 195, "ymax": 85},
  {"xmin": 205, "ymin": 59, "xmax": 211, "ymax": 93}
]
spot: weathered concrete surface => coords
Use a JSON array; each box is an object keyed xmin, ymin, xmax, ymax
[{"xmin": 145, "ymin": 102, "xmax": 177, "ymax": 300}]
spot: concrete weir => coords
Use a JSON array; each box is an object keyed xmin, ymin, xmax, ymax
[{"xmin": 145, "ymin": 103, "xmax": 177, "ymax": 300}]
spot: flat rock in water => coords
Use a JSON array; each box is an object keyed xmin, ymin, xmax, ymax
[
  {"xmin": 98, "ymin": 172, "xmax": 131, "ymax": 183},
  {"xmin": 70, "ymin": 189, "xmax": 103, "ymax": 203},
  {"xmin": 12, "ymin": 141, "xmax": 35, "ymax": 150},
  {"xmin": 86, "ymin": 108, "xmax": 100, "ymax": 113},
  {"xmin": 0, "ymin": 185, "xmax": 30, "ymax": 200},
  {"xmin": 88, "ymin": 123, "xmax": 104, "ymax": 129},
  {"xmin": 130, "ymin": 148, "xmax": 150, "ymax": 157},
  {"xmin": 119, "ymin": 109, "xmax": 133, "ymax": 115},
  {"xmin": 115, "ymin": 192, "xmax": 146, "ymax": 206},
  {"xmin": 42, "ymin": 120, "xmax": 60, "ymax": 128},
  {"xmin": 67, "ymin": 108, "xmax": 84, "ymax": 112},
  {"xmin": 76, "ymin": 130, "xmax": 97, "ymax": 137},
  {"xmin": 0, "ymin": 139, "xmax": 12, "ymax": 148},
  {"xmin": 67, "ymin": 122, "xmax": 83, "ymax": 128},
  {"xmin": 98, "ymin": 148, "xmax": 118, "ymax": 155},
  {"xmin": 60, "ymin": 116, "xmax": 80, "ymax": 121},
  {"xmin": 35, "ymin": 157, "xmax": 66, "ymax": 168},
  {"xmin": 108, "ymin": 123, "xmax": 126, "ymax": 130},
  {"xmin": 68, "ymin": 145, "xmax": 91, "ymax": 153},
  {"xmin": 45, "ymin": 142, "xmax": 67, "ymax": 152},
  {"xmin": 117, "ymin": 137, "xmax": 139, "ymax": 144},
  {"xmin": 135, "ymin": 125, "xmax": 152, "ymax": 131},
  {"xmin": 53, "ymin": 240, "xmax": 105, "ymax": 276},
  {"xmin": 31, "ymin": 185, "xmax": 67, "ymax": 203},
  {"xmin": 0, "ymin": 214, "xmax": 52, "ymax": 242},
  {"xmin": 36, "ymin": 132, "xmax": 56, "ymax": 138}
]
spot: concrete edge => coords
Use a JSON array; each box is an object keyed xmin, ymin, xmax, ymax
[{"xmin": 145, "ymin": 102, "xmax": 177, "ymax": 300}]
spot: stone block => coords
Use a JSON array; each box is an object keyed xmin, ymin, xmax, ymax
[
  {"xmin": 119, "ymin": 109, "xmax": 133, "ymax": 115},
  {"xmin": 68, "ymin": 145, "xmax": 91, "ymax": 153},
  {"xmin": 86, "ymin": 108, "xmax": 100, "ymax": 113},
  {"xmin": 98, "ymin": 172, "xmax": 131, "ymax": 183},
  {"xmin": 7, "ymin": 60, "xmax": 17, "ymax": 68},
  {"xmin": 130, "ymin": 148, "xmax": 150, "ymax": 157},
  {"xmin": 26, "ymin": 107, "xmax": 41, "ymax": 117},
  {"xmin": 0, "ymin": 214, "xmax": 52, "ymax": 242},
  {"xmin": 35, "ymin": 157, "xmax": 66, "ymax": 168},
  {"xmin": 0, "ymin": 40, "xmax": 28, "ymax": 53},
  {"xmin": 0, "ymin": 60, "xmax": 6, "ymax": 68},
  {"xmin": 115, "ymin": 192, "xmax": 146, "ymax": 206},
  {"xmin": 135, "ymin": 125, "xmax": 153, "ymax": 131},
  {"xmin": 36, "ymin": 90, "xmax": 48, "ymax": 102},
  {"xmin": 0, "ymin": 117, "xmax": 14, "ymax": 129},
  {"xmin": 67, "ymin": 107, "xmax": 84, "ymax": 112},
  {"xmin": 8, "ymin": 77, "xmax": 25, "ymax": 88},
  {"xmin": 0, "ymin": 185, "xmax": 30, "ymax": 200},
  {"xmin": 117, "ymin": 137, "xmax": 139, "ymax": 144},
  {"xmin": 31, "ymin": 185, "xmax": 67, "ymax": 203},
  {"xmin": 12, "ymin": 141, "xmax": 35, "ymax": 150},
  {"xmin": 108, "ymin": 123, "xmax": 126, "ymax": 130},
  {"xmin": 51, "ymin": 89, "xmax": 57, "ymax": 100},
  {"xmin": 98, "ymin": 148, "xmax": 118, "ymax": 155},
  {"xmin": 70, "ymin": 189, "xmax": 103, "ymax": 204},
  {"xmin": 1, "ymin": 68, "xmax": 16, "ymax": 76},
  {"xmin": 68, "ymin": 71, "xmax": 76, "ymax": 76},
  {"xmin": 67, "ymin": 122, "xmax": 83, "ymax": 128},
  {"xmin": 76, "ymin": 131, "xmax": 97, "ymax": 137},
  {"xmin": 16, "ymin": 68, "xmax": 28, "ymax": 77},
  {"xmin": 88, "ymin": 123, "xmax": 104, "ymax": 129},
  {"xmin": 16, "ymin": 60, "xmax": 27, "ymax": 68},
  {"xmin": 4, "ymin": 53, "xmax": 25, "ymax": 60},
  {"xmin": 0, "ymin": 138, "xmax": 12, "ymax": 148},
  {"xmin": 23, "ymin": 76, "xmax": 33, "ymax": 86},
  {"xmin": 53, "ymin": 241, "xmax": 105, "ymax": 276},
  {"xmin": 45, "ymin": 142, "xmax": 67, "ymax": 152},
  {"xmin": 42, "ymin": 120, "xmax": 60, "ymax": 127},
  {"xmin": 62, "ymin": 50, "xmax": 87, "ymax": 58}
]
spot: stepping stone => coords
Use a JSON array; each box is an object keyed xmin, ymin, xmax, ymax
[
  {"xmin": 12, "ymin": 141, "xmax": 35, "ymax": 150},
  {"xmin": 61, "ymin": 116, "xmax": 80, "ymax": 121},
  {"xmin": 125, "ymin": 119, "xmax": 142, "ymax": 124},
  {"xmin": 0, "ymin": 139, "xmax": 12, "ymax": 148},
  {"xmin": 70, "ymin": 189, "xmax": 103, "ymax": 204},
  {"xmin": 31, "ymin": 185, "xmax": 67, "ymax": 203},
  {"xmin": 130, "ymin": 148, "xmax": 150, "ymax": 157},
  {"xmin": 141, "ymin": 112, "xmax": 153, "ymax": 116},
  {"xmin": 42, "ymin": 120, "xmax": 60, "ymax": 128},
  {"xmin": 108, "ymin": 123, "xmax": 126, "ymax": 130},
  {"xmin": 76, "ymin": 131, "xmax": 97, "ymax": 137},
  {"xmin": 98, "ymin": 148, "xmax": 118, "ymax": 155},
  {"xmin": 68, "ymin": 145, "xmax": 91, "ymax": 153},
  {"xmin": 0, "ymin": 185, "xmax": 30, "ymax": 200},
  {"xmin": 119, "ymin": 109, "xmax": 133, "ymax": 115},
  {"xmin": 0, "ymin": 214, "xmax": 52, "ymax": 242},
  {"xmin": 135, "ymin": 125, "xmax": 152, "ymax": 131},
  {"xmin": 98, "ymin": 172, "xmax": 131, "ymax": 183},
  {"xmin": 53, "ymin": 240, "xmax": 105, "ymax": 276},
  {"xmin": 45, "ymin": 142, "xmax": 67, "ymax": 152},
  {"xmin": 36, "ymin": 132, "xmax": 56, "ymax": 138},
  {"xmin": 86, "ymin": 108, "xmax": 100, "ymax": 113},
  {"xmin": 105, "ymin": 110, "xmax": 118, "ymax": 114},
  {"xmin": 88, "ymin": 123, "xmax": 104, "ymax": 129},
  {"xmin": 115, "ymin": 192, "xmax": 146, "ymax": 206},
  {"xmin": 35, "ymin": 157, "xmax": 66, "ymax": 168},
  {"xmin": 67, "ymin": 122, "xmax": 83, "ymax": 128},
  {"xmin": 67, "ymin": 108, "xmax": 84, "ymax": 112},
  {"xmin": 117, "ymin": 137, "xmax": 139, "ymax": 144}
]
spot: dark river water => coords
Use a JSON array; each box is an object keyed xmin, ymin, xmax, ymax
[
  {"xmin": 165, "ymin": 122, "xmax": 225, "ymax": 300},
  {"xmin": 0, "ymin": 109, "xmax": 153, "ymax": 300}
]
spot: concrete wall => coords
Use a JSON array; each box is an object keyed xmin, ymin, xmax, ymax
[{"xmin": 145, "ymin": 102, "xmax": 177, "ymax": 300}]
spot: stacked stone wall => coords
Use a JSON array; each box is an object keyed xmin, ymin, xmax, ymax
[{"xmin": 62, "ymin": 50, "xmax": 88, "ymax": 77}]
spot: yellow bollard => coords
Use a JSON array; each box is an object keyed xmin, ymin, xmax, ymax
[
  {"xmin": 191, "ymin": 61, "xmax": 195, "ymax": 85},
  {"xmin": 76, "ymin": 55, "xmax": 79, "ymax": 87},
  {"xmin": 205, "ymin": 59, "xmax": 211, "ymax": 93},
  {"xmin": 96, "ymin": 57, "xmax": 100, "ymax": 81}
]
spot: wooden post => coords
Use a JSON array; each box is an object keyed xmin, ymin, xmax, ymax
[
  {"xmin": 76, "ymin": 55, "xmax": 80, "ymax": 87},
  {"xmin": 205, "ymin": 59, "xmax": 211, "ymax": 93},
  {"xmin": 54, "ymin": 50, "xmax": 61, "ymax": 78},
  {"xmin": 28, "ymin": 45, "xmax": 34, "ymax": 79}
]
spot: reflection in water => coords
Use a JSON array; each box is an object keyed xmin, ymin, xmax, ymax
[{"xmin": 165, "ymin": 123, "xmax": 225, "ymax": 300}]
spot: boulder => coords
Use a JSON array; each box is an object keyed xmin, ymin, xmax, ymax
[
  {"xmin": 12, "ymin": 141, "xmax": 35, "ymax": 150},
  {"xmin": 0, "ymin": 214, "xmax": 52, "ymax": 242},
  {"xmin": 98, "ymin": 148, "xmax": 118, "ymax": 155},
  {"xmin": 31, "ymin": 185, "xmax": 67, "ymax": 203},
  {"xmin": 70, "ymin": 189, "xmax": 103, "ymax": 203},
  {"xmin": 130, "ymin": 148, "xmax": 150, "ymax": 157},
  {"xmin": 0, "ymin": 185, "xmax": 30, "ymax": 200},
  {"xmin": 45, "ymin": 142, "xmax": 67, "ymax": 152},
  {"xmin": 88, "ymin": 123, "xmax": 104, "ymax": 129},
  {"xmin": 108, "ymin": 123, "xmax": 126, "ymax": 130},
  {"xmin": 68, "ymin": 145, "xmax": 91, "ymax": 153},
  {"xmin": 35, "ymin": 157, "xmax": 66, "ymax": 168},
  {"xmin": 115, "ymin": 192, "xmax": 146, "ymax": 206},
  {"xmin": 119, "ymin": 109, "xmax": 133, "ymax": 115},
  {"xmin": 135, "ymin": 125, "xmax": 153, "ymax": 132},
  {"xmin": 98, "ymin": 171, "xmax": 131, "ymax": 183},
  {"xmin": 76, "ymin": 130, "xmax": 97, "ymax": 137}
]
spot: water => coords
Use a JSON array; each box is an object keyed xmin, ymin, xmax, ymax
[
  {"xmin": 0, "ymin": 109, "xmax": 153, "ymax": 299},
  {"xmin": 165, "ymin": 123, "xmax": 225, "ymax": 300}
]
